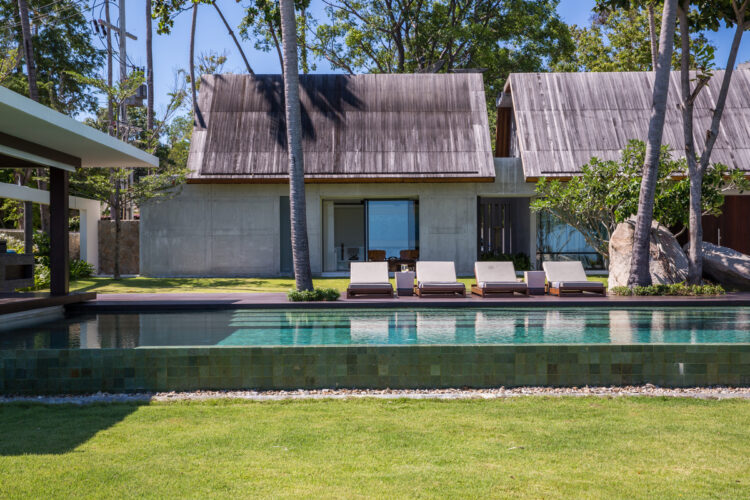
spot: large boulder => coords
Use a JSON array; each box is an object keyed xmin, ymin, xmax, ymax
[
  {"xmin": 698, "ymin": 242, "xmax": 750, "ymax": 291},
  {"xmin": 608, "ymin": 219, "xmax": 688, "ymax": 290}
]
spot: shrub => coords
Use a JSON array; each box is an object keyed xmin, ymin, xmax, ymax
[
  {"xmin": 287, "ymin": 288, "xmax": 341, "ymax": 302},
  {"xmin": 611, "ymin": 283, "xmax": 725, "ymax": 296},
  {"xmin": 27, "ymin": 259, "xmax": 95, "ymax": 290},
  {"xmin": 478, "ymin": 251, "xmax": 531, "ymax": 271}
]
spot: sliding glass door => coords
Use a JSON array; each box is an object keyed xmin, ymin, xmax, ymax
[
  {"xmin": 323, "ymin": 199, "xmax": 419, "ymax": 272},
  {"xmin": 366, "ymin": 200, "xmax": 419, "ymax": 259}
]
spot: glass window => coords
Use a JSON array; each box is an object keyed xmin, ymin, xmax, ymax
[
  {"xmin": 537, "ymin": 212, "xmax": 604, "ymax": 270},
  {"xmin": 366, "ymin": 200, "xmax": 419, "ymax": 259}
]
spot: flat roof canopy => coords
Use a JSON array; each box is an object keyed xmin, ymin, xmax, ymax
[{"xmin": 0, "ymin": 86, "xmax": 158, "ymax": 170}]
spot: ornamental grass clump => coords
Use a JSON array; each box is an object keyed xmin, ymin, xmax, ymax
[
  {"xmin": 611, "ymin": 282, "xmax": 725, "ymax": 296},
  {"xmin": 287, "ymin": 288, "xmax": 340, "ymax": 302}
]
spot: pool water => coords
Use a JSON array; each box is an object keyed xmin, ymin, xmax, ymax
[{"xmin": 2, "ymin": 307, "xmax": 750, "ymax": 349}]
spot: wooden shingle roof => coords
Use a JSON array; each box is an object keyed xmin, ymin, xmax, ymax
[
  {"xmin": 507, "ymin": 71, "xmax": 750, "ymax": 179},
  {"xmin": 187, "ymin": 73, "xmax": 495, "ymax": 182}
]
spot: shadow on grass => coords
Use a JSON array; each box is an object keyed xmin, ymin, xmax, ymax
[
  {"xmin": 0, "ymin": 402, "xmax": 145, "ymax": 455},
  {"xmin": 71, "ymin": 277, "xmax": 299, "ymax": 293}
]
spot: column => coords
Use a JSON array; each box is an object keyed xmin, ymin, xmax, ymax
[{"xmin": 49, "ymin": 167, "xmax": 69, "ymax": 296}]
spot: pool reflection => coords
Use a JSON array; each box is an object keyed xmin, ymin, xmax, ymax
[{"xmin": 1, "ymin": 307, "xmax": 749, "ymax": 349}]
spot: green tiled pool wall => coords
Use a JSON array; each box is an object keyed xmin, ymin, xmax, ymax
[{"xmin": 2, "ymin": 345, "xmax": 750, "ymax": 394}]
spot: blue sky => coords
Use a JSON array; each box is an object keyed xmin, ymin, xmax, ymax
[{"xmin": 112, "ymin": 0, "xmax": 750, "ymax": 114}]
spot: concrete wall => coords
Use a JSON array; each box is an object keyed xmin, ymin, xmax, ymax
[{"xmin": 140, "ymin": 159, "xmax": 536, "ymax": 277}]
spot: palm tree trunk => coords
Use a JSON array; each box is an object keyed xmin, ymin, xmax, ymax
[
  {"xmin": 647, "ymin": 2, "xmax": 659, "ymax": 70},
  {"xmin": 687, "ymin": 0, "xmax": 749, "ymax": 283},
  {"xmin": 105, "ymin": 0, "xmax": 114, "ymax": 136},
  {"xmin": 279, "ymin": 0, "xmax": 314, "ymax": 292},
  {"xmin": 146, "ymin": 0, "xmax": 154, "ymax": 136},
  {"xmin": 189, "ymin": 3, "xmax": 205, "ymax": 128},
  {"xmin": 627, "ymin": 0, "xmax": 678, "ymax": 287},
  {"xmin": 16, "ymin": 0, "xmax": 38, "ymax": 102}
]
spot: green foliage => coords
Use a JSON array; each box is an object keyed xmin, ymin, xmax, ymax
[
  {"xmin": 29, "ymin": 259, "xmax": 94, "ymax": 290},
  {"xmin": 611, "ymin": 282, "xmax": 725, "ymax": 296},
  {"xmin": 478, "ymin": 252, "xmax": 531, "ymax": 271},
  {"xmin": 33, "ymin": 231, "xmax": 50, "ymax": 266},
  {"xmin": 531, "ymin": 140, "xmax": 749, "ymax": 258},
  {"xmin": 287, "ymin": 288, "xmax": 341, "ymax": 302},
  {"xmin": 238, "ymin": 0, "xmax": 312, "ymax": 67},
  {"xmin": 0, "ymin": 0, "xmax": 104, "ymax": 115},
  {"xmin": 0, "ymin": 45, "xmax": 17, "ymax": 84},
  {"xmin": 555, "ymin": 5, "xmax": 715, "ymax": 72},
  {"xmin": 0, "ymin": 231, "xmax": 23, "ymax": 252}
]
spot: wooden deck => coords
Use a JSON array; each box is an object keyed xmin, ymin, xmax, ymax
[
  {"xmin": 65, "ymin": 292, "xmax": 750, "ymax": 313},
  {"xmin": 0, "ymin": 292, "xmax": 96, "ymax": 315}
]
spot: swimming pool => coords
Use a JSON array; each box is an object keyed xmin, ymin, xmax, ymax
[{"xmin": 2, "ymin": 307, "xmax": 750, "ymax": 349}]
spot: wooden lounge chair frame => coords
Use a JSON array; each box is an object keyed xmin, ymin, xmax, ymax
[
  {"xmin": 471, "ymin": 283, "xmax": 528, "ymax": 297},
  {"xmin": 346, "ymin": 284, "xmax": 395, "ymax": 299},
  {"xmin": 415, "ymin": 284, "xmax": 466, "ymax": 297},
  {"xmin": 546, "ymin": 282, "xmax": 606, "ymax": 296}
]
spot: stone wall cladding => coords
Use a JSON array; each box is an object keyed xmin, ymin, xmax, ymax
[
  {"xmin": 2, "ymin": 344, "xmax": 749, "ymax": 394},
  {"xmin": 98, "ymin": 220, "xmax": 139, "ymax": 275}
]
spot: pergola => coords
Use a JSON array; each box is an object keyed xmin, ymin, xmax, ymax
[{"xmin": 0, "ymin": 86, "xmax": 158, "ymax": 296}]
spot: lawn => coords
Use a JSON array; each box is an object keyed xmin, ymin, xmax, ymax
[
  {"xmin": 66, "ymin": 276, "xmax": 608, "ymax": 294},
  {"xmin": 0, "ymin": 397, "xmax": 747, "ymax": 498}
]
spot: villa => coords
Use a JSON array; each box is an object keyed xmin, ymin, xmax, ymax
[{"xmin": 140, "ymin": 70, "xmax": 750, "ymax": 277}]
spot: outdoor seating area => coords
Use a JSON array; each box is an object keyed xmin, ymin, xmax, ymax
[{"xmin": 345, "ymin": 260, "xmax": 606, "ymax": 299}]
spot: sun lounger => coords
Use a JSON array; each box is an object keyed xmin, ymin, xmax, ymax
[
  {"xmin": 471, "ymin": 261, "xmax": 528, "ymax": 297},
  {"xmin": 542, "ymin": 261, "xmax": 606, "ymax": 296},
  {"xmin": 415, "ymin": 261, "xmax": 466, "ymax": 297},
  {"xmin": 346, "ymin": 262, "xmax": 394, "ymax": 298}
]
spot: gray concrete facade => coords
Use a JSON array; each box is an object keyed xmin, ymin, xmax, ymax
[{"xmin": 140, "ymin": 159, "xmax": 535, "ymax": 277}]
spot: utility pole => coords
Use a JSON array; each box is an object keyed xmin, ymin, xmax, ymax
[{"xmin": 118, "ymin": 0, "xmax": 128, "ymax": 140}]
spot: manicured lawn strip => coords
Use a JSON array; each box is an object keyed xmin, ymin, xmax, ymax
[
  {"xmin": 0, "ymin": 397, "xmax": 747, "ymax": 498},
  {"xmin": 64, "ymin": 276, "xmax": 608, "ymax": 294}
]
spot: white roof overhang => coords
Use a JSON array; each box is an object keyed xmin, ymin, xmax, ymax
[{"xmin": 0, "ymin": 86, "xmax": 158, "ymax": 169}]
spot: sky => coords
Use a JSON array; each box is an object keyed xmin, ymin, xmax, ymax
[{"xmin": 109, "ymin": 0, "xmax": 750, "ymax": 117}]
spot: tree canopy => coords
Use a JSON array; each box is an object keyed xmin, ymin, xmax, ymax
[
  {"xmin": 555, "ymin": 5, "xmax": 715, "ymax": 72},
  {"xmin": 0, "ymin": 0, "xmax": 103, "ymax": 115}
]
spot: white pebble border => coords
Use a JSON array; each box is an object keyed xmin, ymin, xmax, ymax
[{"xmin": 2, "ymin": 385, "xmax": 750, "ymax": 405}]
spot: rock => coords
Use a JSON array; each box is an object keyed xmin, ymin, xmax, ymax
[
  {"xmin": 698, "ymin": 242, "xmax": 750, "ymax": 291},
  {"xmin": 608, "ymin": 218, "xmax": 688, "ymax": 290}
]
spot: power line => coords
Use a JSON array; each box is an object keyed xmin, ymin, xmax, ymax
[{"xmin": 1, "ymin": 0, "xmax": 103, "ymax": 31}]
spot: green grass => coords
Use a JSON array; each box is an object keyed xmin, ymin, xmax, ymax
[
  {"xmin": 0, "ymin": 398, "xmax": 747, "ymax": 498},
  {"xmin": 66, "ymin": 276, "xmax": 608, "ymax": 294}
]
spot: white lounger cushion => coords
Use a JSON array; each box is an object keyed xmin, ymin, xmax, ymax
[
  {"xmin": 350, "ymin": 262, "xmax": 389, "ymax": 284},
  {"xmin": 543, "ymin": 261, "xmax": 588, "ymax": 283},
  {"xmin": 416, "ymin": 261, "xmax": 457, "ymax": 285},
  {"xmin": 474, "ymin": 262, "xmax": 518, "ymax": 284}
]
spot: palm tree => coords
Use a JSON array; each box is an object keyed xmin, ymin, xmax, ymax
[
  {"xmin": 16, "ymin": 0, "xmax": 38, "ymax": 102},
  {"xmin": 627, "ymin": 0, "xmax": 678, "ymax": 287},
  {"xmin": 16, "ymin": 0, "xmax": 38, "ymax": 250},
  {"xmin": 279, "ymin": 0, "xmax": 314, "ymax": 291},
  {"xmin": 146, "ymin": 0, "xmax": 154, "ymax": 135},
  {"xmin": 189, "ymin": 3, "xmax": 199, "ymax": 126},
  {"xmin": 647, "ymin": 2, "xmax": 658, "ymax": 69},
  {"xmin": 683, "ymin": 0, "xmax": 750, "ymax": 284}
]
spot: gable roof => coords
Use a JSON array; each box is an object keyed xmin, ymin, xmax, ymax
[
  {"xmin": 187, "ymin": 73, "xmax": 495, "ymax": 182},
  {"xmin": 505, "ymin": 70, "xmax": 750, "ymax": 179}
]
